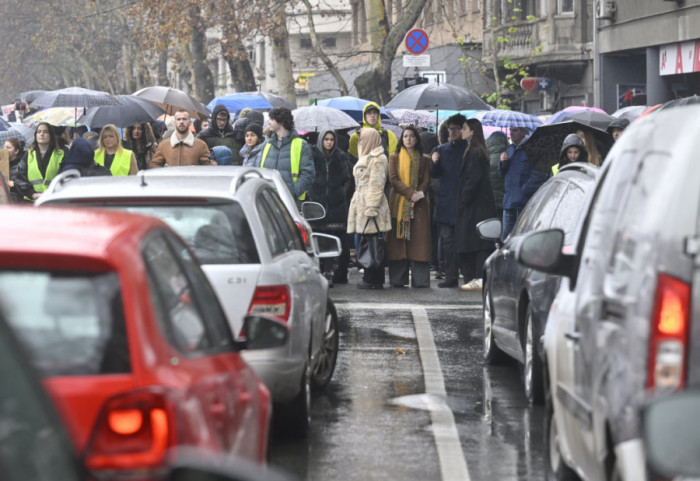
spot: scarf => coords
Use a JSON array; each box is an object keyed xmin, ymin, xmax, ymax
[{"xmin": 394, "ymin": 147, "xmax": 420, "ymax": 240}]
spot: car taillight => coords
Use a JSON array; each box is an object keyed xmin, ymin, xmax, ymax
[
  {"xmin": 647, "ymin": 274, "xmax": 690, "ymax": 391},
  {"xmin": 248, "ymin": 285, "xmax": 291, "ymax": 322},
  {"xmin": 83, "ymin": 389, "xmax": 177, "ymax": 475},
  {"xmin": 295, "ymin": 221, "xmax": 311, "ymax": 249}
]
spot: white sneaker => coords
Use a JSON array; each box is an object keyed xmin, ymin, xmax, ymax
[{"xmin": 460, "ymin": 278, "xmax": 483, "ymax": 291}]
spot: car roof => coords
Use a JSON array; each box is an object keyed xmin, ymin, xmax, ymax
[{"xmin": 0, "ymin": 205, "xmax": 163, "ymax": 257}]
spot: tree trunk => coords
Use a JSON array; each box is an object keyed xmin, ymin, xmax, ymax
[
  {"xmin": 227, "ymin": 57, "xmax": 257, "ymax": 92},
  {"xmin": 158, "ymin": 48, "xmax": 168, "ymax": 86},
  {"xmin": 220, "ymin": 20, "xmax": 257, "ymax": 92},
  {"xmin": 270, "ymin": 1, "xmax": 296, "ymax": 106},
  {"xmin": 189, "ymin": 7, "xmax": 215, "ymax": 102}
]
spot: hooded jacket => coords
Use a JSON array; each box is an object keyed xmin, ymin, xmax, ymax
[
  {"xmin": 197, "ymin": 104, "xmax": 242, "ymax": 164},
  {"xmin": 552, "ymin": 133, "xmax": 589, "ymax": 174},
  {"xmin": 348, "ymin": 102, "xmax": 398, "ymax": 160},
  {"xmin": 308, "ymin": 129, "xmax": 351, "ymax": 228}
]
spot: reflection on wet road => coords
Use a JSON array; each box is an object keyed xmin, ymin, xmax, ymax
[{"xmin": 268, "ymin": 283, "xmax": 544, "ymax": 481}]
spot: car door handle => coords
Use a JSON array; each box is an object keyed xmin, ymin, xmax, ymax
[{"xmin": 564, "ymin": 331, "xmax": 581, "ymax": 342}]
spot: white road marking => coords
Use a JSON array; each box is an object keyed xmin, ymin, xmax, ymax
[
  {"xmin": 412, "ymin": 307, "xmax": 471, "ymax": 481},
  {"xmin": 335, "ymin": 302, "xmax": 481, "ymax": 310}
]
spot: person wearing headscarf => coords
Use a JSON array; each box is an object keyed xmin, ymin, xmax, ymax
[
  {"xmin": 386, "ymin": 126, "xmax": 432, "ymax": 288},
  {"xmin": 347, "ymin": 128, "xmax": 391, "ymax": 290}
]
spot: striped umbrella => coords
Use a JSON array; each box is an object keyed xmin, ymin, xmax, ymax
[{"xmin": 470, "ymin": 109, "xmax": 543, "ymax": 129}]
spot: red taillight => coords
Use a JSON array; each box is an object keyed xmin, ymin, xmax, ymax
[
  {"xmin": 247, "ymin": 285, "xmax": 291, "ymax": 322},
  {"xmin": 84, "ymin": 389, "xmax": 176, "ymax": 473},
  {"xmin": 647, "ymin": 274, "xmax": 690, "ymax": 391},
  {"xmin": 296, "ymin": 221, "xmax": 311, "ymax": 249}
]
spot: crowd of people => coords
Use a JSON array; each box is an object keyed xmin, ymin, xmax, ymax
[{"xmin": 2, "ymin": 98, "xmax": 630, "ymax": 291}]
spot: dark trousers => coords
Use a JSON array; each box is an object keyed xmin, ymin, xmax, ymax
[
  {"xmin": 459, "ymin": 250, "xmax": 491, "ymax": 282},
  {"xmin": 320, "ymin": 231, "xmax": 350, "ymax": 281},
  {"xmin": 502, "ymin": 208, "xmax": 523, "ymax": 241},
  {"xmin": 439, "ymin": 223, "xmax": 459, "ymax": 282},
  {"xmin": 388, "ymin": 260, "xmax": 430, "ymax": 287},
  {"xmin": 363, "ymin": 266, "xmax": 385, "ymax": 286}
]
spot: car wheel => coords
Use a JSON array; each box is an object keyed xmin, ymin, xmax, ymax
[
  {"xmin": 523, "ymin": 304, "xmax": 545, "ymax": 404},
  {"xmin": 283, "ymin": 361, "xmax": 311, "ymax": 438},
  {"xmin": 483, "ymin": 281, "xmax": 505, "ymax": 363},
  {"xmin": 311, "ymin": 298, "xmax": 339, "ymax": 390},
  {"xmin": 544, "ymin": 387, "xmax": 580, "ymax": 481}
]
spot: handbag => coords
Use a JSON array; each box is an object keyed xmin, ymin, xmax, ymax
[{"xmin": 356, "ymin": 218, "xmax": 386, "ymax": 270}]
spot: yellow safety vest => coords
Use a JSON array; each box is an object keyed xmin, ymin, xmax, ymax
[
  {"xmin": 95, "ymin": 148, "xmax": 133, "ymax": 176},
  {"xmin": 260, "ymin": 138, "xmax": 306, "ymax": 200},
  {"xmin": 26, "ymin": 149, "xmax": 64, "ymax": 199}
]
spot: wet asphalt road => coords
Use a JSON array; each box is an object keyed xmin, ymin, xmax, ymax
[{"xmin": 268, "ymin": 269, "xmax": 545, "ymax": 481}]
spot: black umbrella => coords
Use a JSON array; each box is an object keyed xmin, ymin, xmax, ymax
[
  {"xmin": 385, "ymin": 82, "xmax": 491, "ymax": 111},
  {"xmin": 657, "ymin": 95, "xmax": 700, "ymax": 111},
  {"xmin": 242, "ymin": 91, "xmax": 296, "ymax": 110},
  {"xmin": 31, "ymin": 87, "xmax": 119, "ymax": 108},
  {"xmin": 566, "ymin": 110, "xmax": 615, "ymax": 130},
  {"xmin": 520, "ymin": 120, "xmax": 613, "ymax": 172},
  {"xmin": 81, "ymin": 95, "xmax": 165, "ymax": 128}
]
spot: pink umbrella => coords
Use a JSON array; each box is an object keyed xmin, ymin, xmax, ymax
[{"xmin": 546, "ymin": 105, "xmax": 608, "ymax": 124}]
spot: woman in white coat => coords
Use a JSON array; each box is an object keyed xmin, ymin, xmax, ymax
[{"xmin": 347, "ymin": 128, "xmax": 392, "ymax": 289}]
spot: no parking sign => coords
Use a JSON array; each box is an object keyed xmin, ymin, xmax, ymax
[{"xmin": 405, "ymin": 29, "xmax": 429, "ymax": 55}]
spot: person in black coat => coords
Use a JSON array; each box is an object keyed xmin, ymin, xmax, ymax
[
  {"xmin": 59, "ymin": 138, "xmax": 112, "ymax": 177},
  {"xmin": 308, "ymin": 128, "xmax": 352, "ymax": 285},
  {"xmin": 4, "ymin": 137, "xmax": 31, "ymax": 202},
  {"xmin": 197, "ymin": 104, "xmax": 241, "ymax": 164},
  {"xmin": 455, "ymin": 118, "xmax": 496, "ymax": 291}
]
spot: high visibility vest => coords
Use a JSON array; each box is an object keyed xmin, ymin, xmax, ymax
[
  {"xmin": 260, "ymin": 138, "xmax": 306, "ymax": 200},
  {"xmin": 26, "ymin": 149, "xmax": 64, "ymax": 198},
  {"xmin": 95, "ymin": 148, "xmax": 132, "ymax": 176}
]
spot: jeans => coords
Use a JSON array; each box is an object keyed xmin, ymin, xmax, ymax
[{"xmin": 502, "ymin": 208, "xmax": 523, "ymax": 241}]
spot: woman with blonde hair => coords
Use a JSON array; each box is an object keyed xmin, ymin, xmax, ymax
[
  {"xmin": 124, "ymin": 123, "xmax": 156, "ymax": 171},
  {"xmin": 95, "ymin": 124, "xmax": 138, "ymax": 176},
  {"xmin": 386, "ymin": 126, "xmax": 432, "ymax": 288},
  {"xmin": 576, "ymin": 129, "xmax": 602, "ymax": 166},
  {"xmin": 346, "ymin": 128, "xmax": 392, "ymax": 290}
]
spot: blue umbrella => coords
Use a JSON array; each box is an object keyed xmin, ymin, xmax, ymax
[
  {"xmin": 316, "ymin": 96, "xmax": 389, "ymax": 122},
  {"xmin": 207, "ymin": 94, "xmax": 273, "ymax": 113},
  {"xmin": 471, "ymin": 109, "xmax": 543, "ymax": 129}
]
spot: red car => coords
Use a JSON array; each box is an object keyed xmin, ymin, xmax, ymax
[{"xmin": 0, "ymin": 206, "xmax": 287, "ymax": 480}]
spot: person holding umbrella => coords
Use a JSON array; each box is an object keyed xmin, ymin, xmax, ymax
[
  {"xmin": 94, "ymin": 125, "xmax": 138, "ymax": 176},
  {"xmin": 123, "ymin": 123, "xmax": 157, "ymax": 171},
  {"xmin": 15, "ymin": 122, "xmax": 68, "ymax": 201}
]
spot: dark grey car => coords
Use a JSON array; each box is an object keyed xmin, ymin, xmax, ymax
[
  {"xmin": 517, "ymin": 105, "xmax": 700, "ymax": 481},
  {"xmin": 479, "ymin": 163, "xmax": 597, "ymax": 404}
]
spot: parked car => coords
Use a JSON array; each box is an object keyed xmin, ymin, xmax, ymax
[
  {"xmin": 0, "ymin": 294, "xmax": 293, "ymax": 481},
  {"xmin": 516, "ymin": 106, "xmax": 700, "ymax": 481},
  {"xmin": 0, "ymin": 206, "xmax": 288, "ymax": 479},
  {"xmin": 478, "ymin": 163, "xmax": 597, "ymax": 404},
  {"xmin": 37, "ymin": 167, "xmax": 342, "ymax": 436}
]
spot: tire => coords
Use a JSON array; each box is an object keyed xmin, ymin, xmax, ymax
[
  {"xmin": 282, "ymin": 361, "xmax": 311, "ymax": 439},
  {"xmin": 523, "ymin": 304, "xmax": 545, "ymax": 404},
  {"xmin": 311, "ymin": 298, "xmax": 339, "ymax": 390},
  {"xmin": 483, "ymin": 281, "xmax": 506, "ymax": 363},
  {"xmin": 544, "ymin": 386, "xmax": 580, "ymax": 481}
]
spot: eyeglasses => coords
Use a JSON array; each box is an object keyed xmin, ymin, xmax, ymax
[{"xmin": 448, "ymin": 127, "xmax": 461, "ymax": 132}]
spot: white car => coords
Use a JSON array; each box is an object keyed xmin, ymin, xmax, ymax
[{"xmin": 37, "ymin": 167, "xmax": 342, "ymax": 437}]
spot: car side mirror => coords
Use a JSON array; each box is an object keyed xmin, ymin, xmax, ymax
[
  {"xmin": 642, "ymin": 391, "xmax": 700, "ymax": 479},
  {"xmin": 301, "ymin": 201, "xmax": 326, "ymax": 221},
  {"xmin": 515, "ymin": 228, "xmax": 575, "ymax": 278},
  {"xmin": 237, "ymin": 314, "xmax": 288, "ymax": 350},
  {"xmin": 476, "ymin": 218, "xmax": 503, "ymax": 246},
  {"xmin": 311, "ymin": 232, "xmax": 342, "ymax": 258}
]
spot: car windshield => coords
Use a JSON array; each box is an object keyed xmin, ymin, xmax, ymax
[
  {"xmin": 0, "ymin": 270, "xmax": 130, "ymax": 377},
  {"xmin": 118, "ymin": 204, "xmax": 259, "ymax": 265}
]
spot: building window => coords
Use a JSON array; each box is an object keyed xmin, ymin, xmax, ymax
[
  {"xmin": 300, "ymin": 37, "xmax": 312, "ymax": 50},
  {"xmin": 322, "ymin": 37, "xmax": 337, "ymax": 49},
  {"xmin": 558, "ymin": 0, "xmax": 573, "ymax": 13},
  {"xmin": 503, "ymin": 0, "xmax": 535, "ymax": 21}
]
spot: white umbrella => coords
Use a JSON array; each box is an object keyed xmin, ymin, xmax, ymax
[{"xmin": 291, "ymin": 106, "xmax": 360, "ymax": 132}]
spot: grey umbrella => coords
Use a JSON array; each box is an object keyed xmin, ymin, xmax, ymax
[
  {"xmin": 291, "ymin": 106, "xmax": 360, "ymax": 131},
  {"xmin": 386, "ymin": 82, "xmax": 491, "ymax": 111},
  {"xmin": 31, "ymin": 87, "xmax": 119, "ymax": 108},
  {"xmin": 132, "ymin": 86, "xmax": 209, "ymax": 120},
  {"xmin": 81, "ymin": 95, "xmax": 165, "ymax": 128},
  {"xmin": 242, "ymin": 91, "xmax": 296, "ymax": 110}
]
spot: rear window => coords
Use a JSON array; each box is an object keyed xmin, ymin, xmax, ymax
[
  {"xmin": 117, "ymin": 203, "xmax": 259, "ymax": 265},
  {"xmin": 0, "ymin": 271, "xmax": 130, "ymax": 376}
]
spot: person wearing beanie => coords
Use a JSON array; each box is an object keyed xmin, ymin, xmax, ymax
[
  {"xmin": 59, "ymin": 138, "xmax": 112, "ymax": 177},
  {"xmin": 241, "ymin": 122, "xmax": 265, "ymax": 167},
  {"xmin": 197, "ymin": 104, "xmax": 241, "ymax": 164},
  {"xmin": 552, "ymin": 133, "xmax": 589, "ymax": 175},
  {"xmin": 210, "ymin": 145, "xmax": 234, "ymax": 166}
]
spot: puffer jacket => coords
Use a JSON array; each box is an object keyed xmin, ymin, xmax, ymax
[
  {"xmin": 259, "ymin": 130, "xmax": 314, "ymax": 206},
  {"xmin": 240, "ymin": 142, "xmax": 263, "ymax": 167},
  {"xmin": 347, "ymin": 146, "xmax": 391, "ymax": 234}
]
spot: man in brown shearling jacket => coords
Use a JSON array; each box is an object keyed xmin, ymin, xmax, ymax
[{"xmin": 149, "ymin": 110, "xmax": 213, "ymax": 168}]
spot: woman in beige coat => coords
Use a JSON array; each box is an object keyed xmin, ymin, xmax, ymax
[{"xmin": 347, "ymin": 128, "xmax": 391, "ymax": 289}]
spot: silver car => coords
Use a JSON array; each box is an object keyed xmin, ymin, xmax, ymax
[
  {"xmin": 516, "ymin": 106, "xmax": 700, "ymax": 481},
  {"xmin": 37, "ymin": 167, "xmax": 342, "ymax": 437}
]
